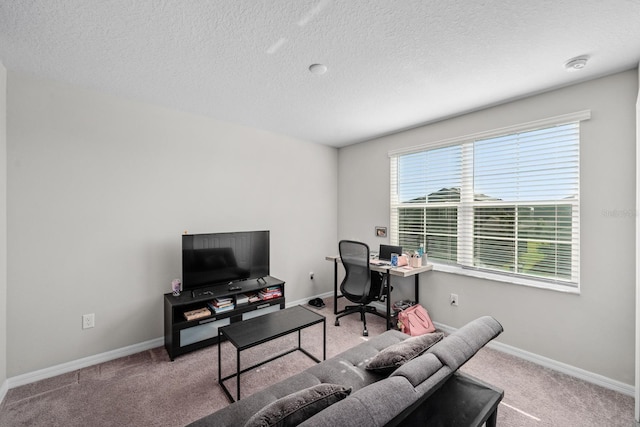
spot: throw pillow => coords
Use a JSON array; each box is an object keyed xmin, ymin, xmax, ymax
[
  {"xmin": 244, "ymin": 383, "xmax": 352, "ymax": 427},
  {"xmin": 365, "ymin": 332, "xmax": 444, "ymax": 373}
]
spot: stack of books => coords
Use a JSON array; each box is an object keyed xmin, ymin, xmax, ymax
[
  {"xmin": 207, "ymin": 297, "xmax": 235, "ymax": 314},
  {"xmin": 183, "ymin": 307, "xmax": 211, "ymax": 321},
  {"xmin": 235, "ymin": 293, "xmax": 249, "ymax": 306},
  {"xmin": 244, "ymin": 292, "xmax": 261, "ymax": 303},
  {"xmin": 259, "ymin": 286, "xmax": 282, "ymax": 300}
]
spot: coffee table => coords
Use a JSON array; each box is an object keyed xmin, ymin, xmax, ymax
[
  {"xmin": 218, "ymin": 305, "xmax": 326, "ymax": 402},
  {"xmin": 397, "ymin": 372, "xmax": 504, "ymax": 427}
]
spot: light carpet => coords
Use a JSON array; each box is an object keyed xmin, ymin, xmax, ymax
[{"xmin": 0, "ymin": 297, "xmax": 634, "ymax": 426}]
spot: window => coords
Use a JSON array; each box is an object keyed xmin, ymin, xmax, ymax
[{"xmin": 390, "ymin": 112, "xmax": 588, "ymax": 288}]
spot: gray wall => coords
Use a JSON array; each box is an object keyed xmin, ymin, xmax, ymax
[
  {"xmin": 635, "ymin": 66, "xmax": 640, "ymax": 421},
  {"xmin": 4, "ymin": 67, "xmax": 638, "ymax": 388},
  {"xmin": 0, "ymin": 62, "xmax": 7, "ymax": 390},
  {"xmin": 6, "ymin": 72, "xmax": 338, "ymax": 376},
  {"xmin": 338, "ymin": 69, "xmax": 638, "ymax": 385}
]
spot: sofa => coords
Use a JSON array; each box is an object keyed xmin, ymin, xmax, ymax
[{"xmin": 188, "ymin": 315, "xmax": 503, "ymax": 427}]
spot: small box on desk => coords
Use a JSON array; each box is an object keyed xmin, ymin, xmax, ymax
[{"xmin": 410, "ymin": 255, "xmax": 422, "ymax": 268}]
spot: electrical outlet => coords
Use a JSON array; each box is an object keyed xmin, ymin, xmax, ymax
[
  {"xmin": 450, "ymin": 294, "xmax": 459, "ymax": 307},
  {"xmin": 82, "ymin": 313, "xmax": 95, "ymax": 329}
]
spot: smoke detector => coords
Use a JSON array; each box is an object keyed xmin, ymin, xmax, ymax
[
  {"xmin": 565, "ymin": 56, "xmax": 589, "ymax": 72},
  {"xmin": 309, "ymin": 64, "xmax": 328, "ymax": 75}
]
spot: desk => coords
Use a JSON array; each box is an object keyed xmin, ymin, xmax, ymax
[{"xmin": 325, "ymin": 255, "xmax": 432, "ymax": 329}]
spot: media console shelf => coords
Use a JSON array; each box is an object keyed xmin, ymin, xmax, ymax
[{"xmin": 164, "ymin": 276, "xmax": 285, "ymax": 360}]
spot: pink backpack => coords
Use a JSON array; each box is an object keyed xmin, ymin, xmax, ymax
[{"xmin": 398, "ymin": 304, "xmax": 436, "ymax": 336}]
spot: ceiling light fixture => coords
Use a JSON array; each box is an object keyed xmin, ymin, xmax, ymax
[
  {"xmin": 564, "ymin": 56, "xmax": 589, "ymax": 72},
  {"xmin": 309, "ymin": 64, "xmax": 327, "ymax": 75}
]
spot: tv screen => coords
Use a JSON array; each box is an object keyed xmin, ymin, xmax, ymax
[{"xmin": 182, "ymin": 230, "xmax": 270, "ymax": 291}]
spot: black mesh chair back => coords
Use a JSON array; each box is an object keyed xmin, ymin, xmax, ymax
[
  {"xmin": 336, "ymin": 240, "xmax": 385, "ymax": 336},
  {"xmin": 339, "ymin": 240, "xmax": 371, "ymax": 303}
]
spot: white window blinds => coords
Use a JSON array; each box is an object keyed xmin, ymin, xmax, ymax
[{"xmin": 390, "ymin": 115, "xmax": 585, "ymax": 287}]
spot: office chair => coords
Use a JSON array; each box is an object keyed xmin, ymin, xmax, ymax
[{"xmin": 335, "ymin": 240, "xmax": 385, "ymax": 336}]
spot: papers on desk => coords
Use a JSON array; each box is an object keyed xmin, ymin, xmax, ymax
[{"xmin": 370, "ymin": 259, "xmax": 414, "ymax": 271}]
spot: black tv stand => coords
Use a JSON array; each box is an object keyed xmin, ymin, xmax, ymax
[
  {"xmin": 164, "ymin": 276, "xmax": 285, "ymax": 360},
  {"xmin": 192, "ymin": 289, "xmax": 213, "ymax": 298},
  {"xmin": 192, "ymin": 287, "xmax": 218, "ymax": 298}
]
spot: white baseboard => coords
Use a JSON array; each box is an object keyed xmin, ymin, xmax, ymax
[
  {"xmin": 306, "ymin": 297, "xmax": 635, "ymax": 396},
  {"xmin": 2, "ymin": 294, "xmax": 334, "ymax": 395},
  {"xmin": 6, "ymin": 337, "xmax": 163, "ymax": 390},
  {"xmin": 434, "ymin": 321, "xmax": 635, "ymax": 397},
  {"xmin": 286, "ymin": 291, "xmax": 334, "ymax": 309},
  {"xmin": 4, "ymin": 294, "xmax": 331, "ymax": 395},
  {"xmin": 0, "ymin": 378, "xmax": 8, "ymax": 404},
  {"xmin": 2, "ymin": 305, "xmax": 633, "ymax": 403}
]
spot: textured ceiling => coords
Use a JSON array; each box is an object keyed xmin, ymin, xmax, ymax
[{"xmin": 1, "ymin": 1, "xmax": 640, "ymax": 147}]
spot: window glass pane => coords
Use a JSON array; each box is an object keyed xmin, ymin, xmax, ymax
[
  {"xmin": 474, "ymin": 124, "xmax": 578, "ymax": 202},
  {"xmin": 517, "ymin": 241, "xmax": 572, "ymax": 279},
  {"xmin": 426, "ymin": 206, "xmax": 457, "ymax": 262},
  {"xmin": 426, "ymin": 206, "xmax": 458, "ymax": 235},
  {"xmin": 398, "ymin": 234, "xmax": 423, "ymax": 254},
  {"xmin": 398, "ymin": 145, "xmax": 462, "ymax": 203},
  {"xmin": 474, "ymin": 207, "xmax": 515, "ymax": 238},
  {"xmin": 474, "ymin": 238, "xmax": 515, "ymax": 272},
  {"xmin": 517, "ymin": 205, "xmax": 573, "ymax": 241},
  {"xmin": 398, "ymin": 207, "xmax": 424, "ymax": 234},
  {"xmin": 391, "ymin": 119, "xmax": 580, "ymax": 287},
  {"xmin": 426, "ymin": 234, "xmax": 458, "ymax": 262},
  {"xmin": 398, "ymin": 206, "xmax": 458, "ymax": 260},
  {"xmin": 398, "ymin": 207, "xmax": 425, "ymax": 253}
]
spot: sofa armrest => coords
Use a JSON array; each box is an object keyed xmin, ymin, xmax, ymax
[{"xmin": 427, "ymin": 316, "xmax": 503, "ymax": 370}]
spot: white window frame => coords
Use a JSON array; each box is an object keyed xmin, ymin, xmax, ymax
[{"xmin": 389, "ymin": 111, "xmax": 590, "ymax": 294}]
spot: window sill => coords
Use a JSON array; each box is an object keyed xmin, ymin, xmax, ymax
[{"xmin": 431, "ymin": 263, "xmax": 581, "ymax": 295}]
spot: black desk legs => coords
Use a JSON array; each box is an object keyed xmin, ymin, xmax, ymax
[
  {"xmin": 331, "ymin": 258, "xmax": 422, "ymax": 331},
  {"xmin": 333, "ymin": 259, "xmax": 338, "ymax": 314},
  {"xmin": 386, "ymin": 272, "xmax": 420, "ymax": 331},
  {"xmin": 386, "ymin": 271, "xmax": 392, "ymax": 330}
]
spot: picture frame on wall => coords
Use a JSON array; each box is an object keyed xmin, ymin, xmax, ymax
[{"xmin": 375, "ymin": 226, "xmax": 387, "ymax": 238}]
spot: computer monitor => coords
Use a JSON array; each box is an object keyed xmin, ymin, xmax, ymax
[{"xmin": 379, "ymin": 244, "xmax": 402, "ymax": 261}]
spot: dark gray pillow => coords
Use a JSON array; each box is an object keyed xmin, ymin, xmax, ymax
[
  {"xmin": 244, "ymin": 383, "xmax": 352, "ymax": 427},
  {"xmin": 365, "ymin": 332, "xmax": 444, "ymax": 373}
]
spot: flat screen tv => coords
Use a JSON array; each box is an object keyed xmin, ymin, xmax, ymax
[{"xmin": 182, "ymin": 230, "xmax": 270, "ymax": 291}]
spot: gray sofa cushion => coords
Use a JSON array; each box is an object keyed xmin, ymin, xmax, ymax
[
  {"xmin": 304, "ymin": 329, "xmax": 408, "ymax": 390},
  {"xmin": 390, "ymin": 352, "xmax": 444, "ymax": 387},
  {"xmin": 188, "ymin": 329, "xmax": 409, "ymax": 427},
  {"xmin": 365, "ymin": 332, "xmax": 444, "ymax": 373},
  {"xmin": 427, "ymin": 316, "xmax": 503, "ymax": 370},
  {"xmin": 244, "ymin": 383, "xmax": 352, "ymax": 427},
  {"xmin": 299, "ymin": 376, "xmax": 420, "ymax": 427},
  {"xmin": 187, "ymin": 373, "xmax": 325, "ymax": 427}
]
